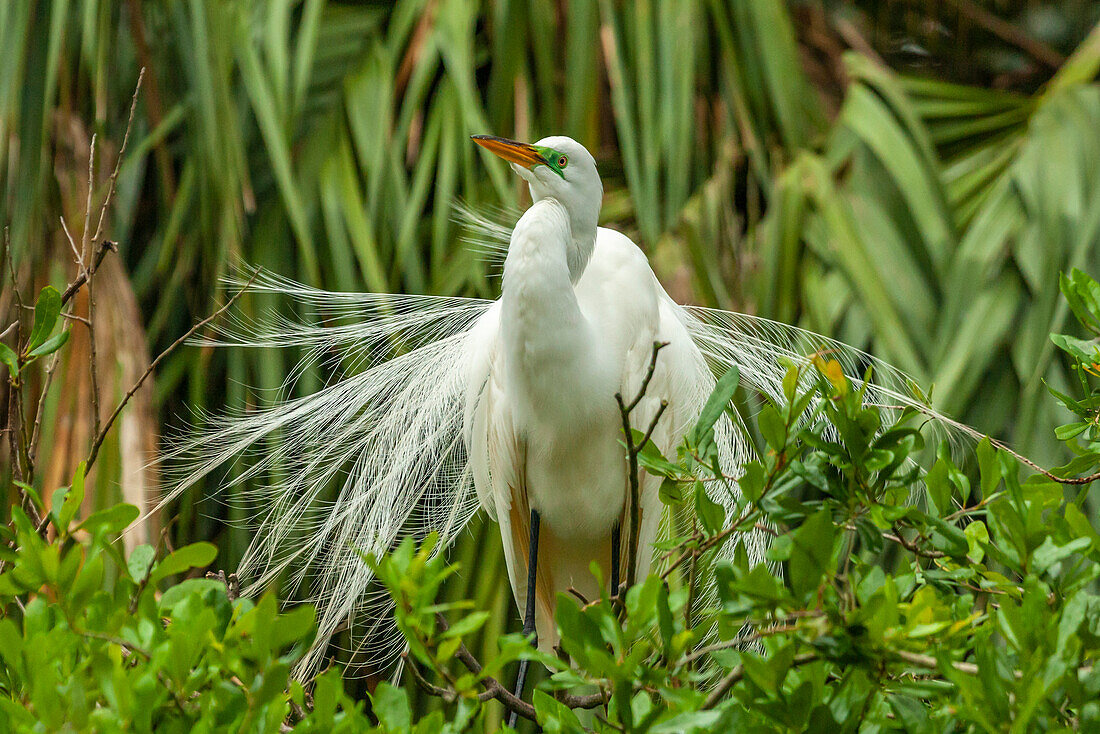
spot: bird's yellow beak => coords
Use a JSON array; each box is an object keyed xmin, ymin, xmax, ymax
[{"xmin": 471, "ymin": 134, "xmax": 547, "ymax": 169}]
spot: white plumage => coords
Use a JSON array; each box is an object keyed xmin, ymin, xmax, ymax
[{"xmin": 158, "ymin": 135, "xmax": 969, "ymax": 680}]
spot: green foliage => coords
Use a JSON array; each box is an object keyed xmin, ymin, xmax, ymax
[
  {"xmin": 0, "ymin": 471, "xmax": 379, "ymax": 732},
  {"xmin": 5, "ymin": 271, "xmax": 1100, "ymax": 730},
  {"xmin": 1, "ymin": 285, "xmax": 69, "ymax": 383},
  {"xmin": 369, "ymin": 271, "xmax": 1100, "ymax": 732}
]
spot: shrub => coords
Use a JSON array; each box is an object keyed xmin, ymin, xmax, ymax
[
  {"xmin": 4, "ymin": 271, "xmax": 1100, "ymax": 731},
  {"xmin": 381, "ymin": 270, "xmax": 1100, "ymax": 731}
]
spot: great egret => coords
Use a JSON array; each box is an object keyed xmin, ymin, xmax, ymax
[{"xmin": 161, "ymin": 134, "xmax": 967, "ymax": 704}]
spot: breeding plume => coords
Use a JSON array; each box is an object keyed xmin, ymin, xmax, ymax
[{"xmin": 161, "ymin": 135, "xmax": 964, "ymax": 691}]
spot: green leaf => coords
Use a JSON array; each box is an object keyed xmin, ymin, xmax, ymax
[
  {"xmin": 440, "ymin": 611, "xmax": 489, "ymax": 639},
  {"xmin": 739, "ymin": 462, "xmax": 767, "ymax": 503},
  {"xmin": 273, "ymin": 604, "xmax": 317, "ymax": 647},
  {"xmin": 1056, "ymin": 422, "xmax": 1089, "ymax": 440},
  {"xmin": 788, "ymin": 509, "xmax": 835, "ymax": 598},
  {"xmin": 12, "ymin": 480, "xmax": 43, "ymax": 511},
  {"xmin": 658, "ymin": 477, "xmax": 683, "ymax": 505},
  {"xmin": 637, "ymin": 438, "xmax": 681, "ymax": 478},
  {"xmin": 693, "ymin": 482, "xmax": 726, "ymax": 536},
  {"xmin": 921, "ymin": 513, "xmax": 969, "ymax": 558},
  {"xmin": 976, "ymin": 437, "xmax": 1000, "ymax": 498},
  {"xmin": 26, "ymin": 285, "xmax": 61, "ymax": 352},
  {"xmin": 27, "ymin": 329, "xmax": 69, "ymax": 358},
  {"xmin": 1050, "ymin": 333, "xmax": 1100, "ymax": 365},
  {"xmin": 77, "ymin": 503, "xmax": 139, "ymax": 535},
  {"xmin": 691, "ymin": 366, "xmax": 740, "ymax": 449},
  {"xmin": 148, "ymin": 542, "xmax": 217, "ymax": 585},
  {"xmin": 758, "ymin": 403, "xmax": 786, "ymax": 450},
  {"xmin": 127, "ymin": 544, "xmax": 156, "ymax": 581},
  {"xmin": 158, "ymin": 578, "xmax": 226, "ymax": 613},
  {"xmin": 370, "ymin": 682, "xmax": 412, "ymax": 732},
  {"xmin": 0, "ymin": 342, "xmax": 18, "ymax": 378},
  {"xmin": 52, "ymin": 462, "xmax": 86, "ymax": 533},
  {"xmin": 1031, "ymin": 536, "xmax": 1092, "ymax": 576},
  {"xmin": 924, "ymin": 458, "xmax": 952, "ymax": 517},
  {"xmin": 532, "ymin": 689, "xmax": 585, "ymax": 732},
  {"xmin": 964, "ymin": 520, "xmax": 989, "ymax": 564}
]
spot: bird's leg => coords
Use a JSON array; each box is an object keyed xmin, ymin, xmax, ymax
[
  {"xmin": 507, "ymin": 509, "xmax": 540, "ymax": 729},
  {"xmin": 610, "ymin": 522, "xmax": 621, "ymax": 597}
]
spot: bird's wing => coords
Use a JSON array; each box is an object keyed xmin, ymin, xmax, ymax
[
  {"xmin": 157, "ymin": 270, "xmax": 495, "ymax": 677},
  {"xmin": 462, "ymin": 309, "xmax": 535, "ymax": 617}
]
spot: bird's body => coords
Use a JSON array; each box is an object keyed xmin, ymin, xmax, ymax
[
  {"xmin": 161, "ymin": 133, "xmax": 965, "ymax": 684},
  {"xmin": 469, "ymin": 203, "xmax": 696, "ymax": 649}
]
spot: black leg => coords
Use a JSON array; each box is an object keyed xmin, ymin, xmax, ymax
[
  {"xmin": 610, "ymin": 522, "xmax": 621, "ymax": 597},
  {"xmin": 507, "ymin": 509, "xmax": 540, "ymax": 729}
]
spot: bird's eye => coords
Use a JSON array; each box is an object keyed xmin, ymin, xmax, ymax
[{"xmin": 558, "ymin": 155, "xmax": 568, "ymax": 168}]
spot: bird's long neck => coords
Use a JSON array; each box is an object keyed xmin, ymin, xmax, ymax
[{"xmin": 500, "ymin": 199, "xmax": 593, "ymax": 399}]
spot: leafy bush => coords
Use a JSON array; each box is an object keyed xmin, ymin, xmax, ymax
[
  {"xmin": 0, "ymin": 462, "xmax": 380, "ymax": 732},
  {"xmin": 5, "ymin": 271, "xmax": 1100, "ymax": 732},
  {"xmin": 377, "ymin": 269, "xmax": 1100, "ymax": 731}
]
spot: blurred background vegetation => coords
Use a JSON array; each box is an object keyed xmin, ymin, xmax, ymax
[{"xmin": 3, "ymin": 0, "xmax": 1100, "ymax": 716}]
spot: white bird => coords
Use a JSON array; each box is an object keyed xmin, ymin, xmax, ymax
[{"xmin": 159, "ymin": 134, "xmax": 968, "ymax": 699}]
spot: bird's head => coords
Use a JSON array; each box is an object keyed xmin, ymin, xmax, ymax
[{"xmin": 472, "ymin": 134, "xmax": 603, "ymax": 247}]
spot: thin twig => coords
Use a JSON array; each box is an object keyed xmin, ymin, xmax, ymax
[
  {"xmin": 2, "ymin": 231, "xmax": 34, "ymax": 503},
  {"xmin": 1002, "ymin": 446, "xmax": 1100, "ymax": 486},
  {"xmin": 434, "ymin": 612, "xmax": 608, "ymax": 717},
  {"xmin": 616, "ymin": 341, "xmax": 669, "ymax": 590},
  {"xmin": 59, "ymin": 240, "xmax": 116, "ymax": 305},
  {"xmin": 403, "ymin": 653, "xmax": 459, "ymax": 702},
  {"xmin": 5, "ymin": 228, "xmax": 25, "ymax": 315},
  {"xmin": 435, "ymin": 613, "xmax": 537, "ymax": 721},
  {"xmin": 679, "ymin": 617, "xmax": 818, "ymax": 668},
  {"xmin": 78, "ymin": 73, "xmax": 143, "ymax": 466},
  {"xmin": 80, "ymin": 135, "xmax": 103, "ymax": 450},
  {"xmin": 18, "ymin": 304, "xmax": 89, "ymax": 325},
  {"xmin": 885, "ymin": 529, "xmax": 947, "ymax": 559},
  {"xmin": 91, "ymin": 68, "xmax": 144, "ymax": 247},
  {"xmin": 566, "ymin": 586, "xmax": 590, "ymax": 605},
  {"xmin": 76, "ymin": 628, "xmax": 152, "ymax": 659},
  {"xmin": 624, "ymin": 341, "xmax": 668, "ymax": 414},
  {"xmin": 85, "ymin": 269, "xmax": 259, "ymax": 470},
  {"xmin": 205, "ymin": 570, "xmax": 240, "ymax": 601},
  {"xmin": 640, "ymin": 400, "xmax": 669, "ymax": 449},
  {"xmin": 61, "ymin": 214, "xmax": 82, "ymax": 266},
  {"xmin": 6, "ymin": 379, "xmax": 24, "ymax": 486}
]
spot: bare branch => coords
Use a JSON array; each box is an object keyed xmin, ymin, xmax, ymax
[
  {"xmin": 624, "ymin": 341, "xmax": 669, "ymax": 414},
  {"xmin": 60, "ymin": 215, "xmax": 82, "ymax": 268},
  {"xmin": 91, "ymin": 68, "xmax": 145, "ymax": 248},
  {"xmin": 80, "ymin": 133, "xmax": 97, "ymax": 265},
  {"xmin": 434, "ymin": 613, "xmax": 537, "ymax": 721},
  {"xmin": 205, "ymin": 570, "xmax": 240, "ymax": 602},
  {"xmin": 616, "ymin": 341, "xmax": 670, "ymax": 590},
  {"xmin": 6, "ymin": 227, "xmax": 25, "ymax": 314},
  {"xmin": 78, "ymin": 134, "xmax": 104, "ymax": 452},
  {"xmin": 403, "ymin": 653, "xmax": 459, "ymax": 702},
  {"xmin": 60, "ymin": 240, "xmax": 117, "ymax": 305}
]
